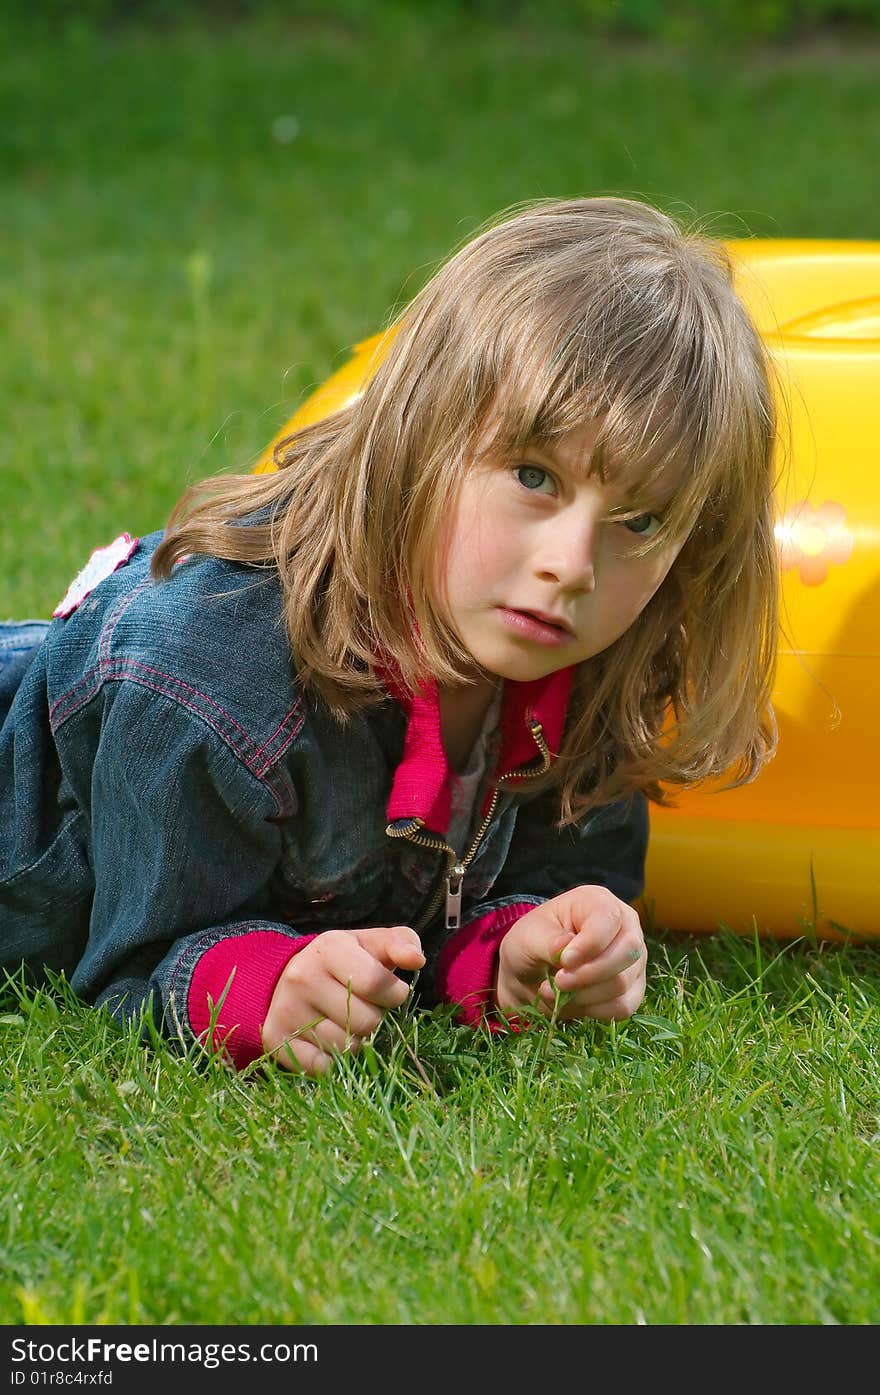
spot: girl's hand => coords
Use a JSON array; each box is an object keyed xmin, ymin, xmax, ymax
[
  {"xmin": 494, "ymin": 885, "xmax": 646, "ymax": 1022},
  {"xmin": 262, "ymin": 925, "xmax": 425, "ymax": 1076}
]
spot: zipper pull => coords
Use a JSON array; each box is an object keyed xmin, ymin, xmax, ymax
[{"xmin": 445, "ymin": 862, "xmax": 466, "ymax": 929}]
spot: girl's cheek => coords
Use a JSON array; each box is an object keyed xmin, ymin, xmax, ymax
[
  {"xmin": 470, "ymin": 514, "xmax": 510, "ymax": 574},
  {"xmin": 640, "ymin": 551, "xmax": 680, "ymax": 607}
]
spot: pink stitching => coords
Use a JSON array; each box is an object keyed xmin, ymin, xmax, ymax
[
  {"xmin": 104, "ymin": 667, "xmax": 300, "ymax": 796},
  {"xmin": 49, "ymin": 678, "xmax": 101, "ymax": 728},
  {"xmin": 253, "ymin": 712, "xmax": 302, "ymax": 762},
  {"xmin": 50, "ymin": 580, "xmax": 152, "ymax": 726},
  {"xmin": 95, "ymin": 657, "xmax": 304, "ymax": 773},
  {"xmin": 102, "ymin": 659, "xmax": 255, "ymax": 745},
  {"xmin": 50, "ymin": 667, "xmax": 301, "ymax": 811},
  {"xmin": 50, "ymin": 572, "xmax": 304, "ymax": 794}
]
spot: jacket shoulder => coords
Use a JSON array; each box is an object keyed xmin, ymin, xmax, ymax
[{"xmin": 47, "ymin": 531, "xmax": 305, "ymax": 774}]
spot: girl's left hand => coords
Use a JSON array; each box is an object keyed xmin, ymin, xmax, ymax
[{"xmin": 494, "ymin": 884, "xmax": 646, "ymax": 1022}]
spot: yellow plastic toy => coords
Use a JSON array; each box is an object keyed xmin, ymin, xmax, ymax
[{"xmin": 255, "ymin": 240, "xmax": 880, "ymax": 942}]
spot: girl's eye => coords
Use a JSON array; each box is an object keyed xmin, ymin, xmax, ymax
[
  {"xmin": 515, "ymin": 465, "xmax": 556, "ymax": 495},
  {"xmin": 621, "ymin": 512, "xmax": 661, "ymax": 538}
]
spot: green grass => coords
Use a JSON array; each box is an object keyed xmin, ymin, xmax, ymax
[
  {"xmin": 2, "ymin": 13, "xmax": 879, "ymax": 1327},
  {"xmin": 2, "ymin": 930, "xmax": 878, "ymax": 1325}
]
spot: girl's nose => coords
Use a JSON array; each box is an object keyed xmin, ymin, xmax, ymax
[{"xmin": 534, "ymin": 512, "xmax": 598, "ymax": 593}]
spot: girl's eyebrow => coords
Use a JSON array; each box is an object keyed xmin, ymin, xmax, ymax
[
  {"xmin": 607, "ymin": 495, "xmax": 671, "ymax": 518},
  {"xmin": 617, "ymin": 479, "xmax": 680, "ymax": 511},
  {"xmin": 522, "ymin": 440, "xmax": 593, "ymax": 477},
  {"xmin": 526, "ymin": 442, "xmax": 680, "ymax": 510}
]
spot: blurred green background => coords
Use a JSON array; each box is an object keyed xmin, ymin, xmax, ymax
[{"xmin": 3, "ymin": 0, "xmax": 880, "ymax": 617}]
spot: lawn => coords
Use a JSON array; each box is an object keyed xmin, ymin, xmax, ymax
[{"xmin": 1, "ymin": 10, "xmax": 878, "ymax": 1327}]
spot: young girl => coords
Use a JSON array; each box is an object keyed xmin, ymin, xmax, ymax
[{"xmin": 0, "ymin": 196, "xmax": 779, "ymax": 1077}]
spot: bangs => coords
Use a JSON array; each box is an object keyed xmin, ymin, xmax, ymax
[{"xmin": 473, "ymin": 316, "xmax": 728, "ymax": 553}]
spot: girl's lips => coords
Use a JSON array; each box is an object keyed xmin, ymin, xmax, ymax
[{"xmin": 497, "ymin": 607, "xmax": 574, "ymax": 647}]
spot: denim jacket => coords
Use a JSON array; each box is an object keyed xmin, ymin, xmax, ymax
[{"xmin": 0, "ymin": 531, "xmax": 647, "ymax": 1068}]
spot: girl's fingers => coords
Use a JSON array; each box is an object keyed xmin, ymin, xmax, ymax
[
  {"xmin": 539, "ymin": 959, "xmax": 646, "ymax": 1021},
  {"xmin": 266, "ymin": 928, "xmax": 421, "ymax": 1073},
  {"xmin": 273, "ymin": 1037, "xmax": 330, "ymax": 1076},
  {"xmin": 569, "ymin": 986, "xmax": 646, "ymax": 1022},
  {"xmin": 553, "ymin": 928, "xmax": 644, "ymax": 991},
  {"xmin": 539, "ymin": 952, "xmax": 645, "ymax": 1015},
  {"xmin": 272, "ymin": 1033, "xmax": 332, "ymax": 1076},
  {"xmin": 351, "ymin": 925, "xmax": 426, "ymax": 973},
  {"xmin": 272, "ymin": 1017, "xmax": 365, "ymax": 1074},
  {"xmin": 303, "ymin": 978, "xmax": 386, "ymax": 1040},
  {"xmin": 313, "ymin": 931, "xmax": 415, "ymax": 1009}
]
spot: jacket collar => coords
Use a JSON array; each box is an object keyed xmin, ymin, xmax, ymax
[{"xmin": 382, "ymin": 664, "xmax": 574, "ymax": 835}]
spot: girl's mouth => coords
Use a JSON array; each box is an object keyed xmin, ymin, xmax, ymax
[{"xmin": 497, "ymin": 607, "xmax": 574, "ymax": 647}]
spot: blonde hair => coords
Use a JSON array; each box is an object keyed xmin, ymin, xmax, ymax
[{"xmin": 152, "ymin": 195, "xmax": 780, "ymax": 821}]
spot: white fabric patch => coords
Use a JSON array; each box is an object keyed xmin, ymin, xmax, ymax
[{"xmin": 52, "ymin": 533, "xmax": 140, "ymax": 618}]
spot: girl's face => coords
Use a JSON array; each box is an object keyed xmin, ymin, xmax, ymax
[{"xmin": 437, "ymin": 421, "xmax": 685, "ymax": 686}]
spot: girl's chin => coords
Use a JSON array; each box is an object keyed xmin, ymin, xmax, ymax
[
  {"xmin": 466, "ymin": 648, "xmax": 573, "ymax": 684},
  {"xmin": 451, "ymin": 615, "xmax": 584, "ymax": 683}
]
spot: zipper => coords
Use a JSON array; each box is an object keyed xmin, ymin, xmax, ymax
[{"xmin": 385, "ymin": 716, "xmax": 552, "ymax": 933}]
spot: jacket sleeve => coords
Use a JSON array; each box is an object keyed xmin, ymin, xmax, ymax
[
  {"xmin": 77, "ymin": 683, "xmax": 315, "ymax": 1070},
  {"xmin": 434, "ymin": 787, "xmax": 648, "ymax": 1027}
]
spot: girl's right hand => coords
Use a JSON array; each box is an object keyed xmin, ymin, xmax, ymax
[{"xmin": 261, "ymin": 925, "xmax": 425, "ymax": 1076}]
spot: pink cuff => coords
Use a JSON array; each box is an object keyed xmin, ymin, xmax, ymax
[
  {"xmin": 188, "ymin": 930, "xmax": 317, "ymax": 1070},
  {"xmin": 434, "ymin": 901, "xmax": 539, "ymax": 1029}
]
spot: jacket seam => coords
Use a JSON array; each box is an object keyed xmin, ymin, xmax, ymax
[
  {"xmin": 58, "ymin": 570, "xmax": 305, "ymax": 773},
  {"xmin": 97, "ymin": 576, "xmax": 151, "ymax": 664},
  {"xmin": 50, "ymin": 669, "xmax": 302, "ymax": 814}
]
